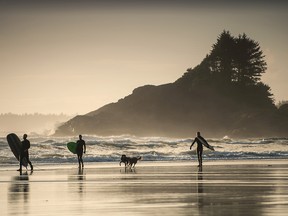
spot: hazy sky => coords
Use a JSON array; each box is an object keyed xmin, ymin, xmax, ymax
[{"xmin": 1, "ymin": 0, "xmax": 287, "ymax": 115}]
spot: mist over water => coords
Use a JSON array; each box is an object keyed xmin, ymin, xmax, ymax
[{"xmin": 1, "ymin": 135, "xmax": 288, "ymax": 166}]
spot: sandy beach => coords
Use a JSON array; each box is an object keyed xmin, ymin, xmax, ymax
[{"xmin": 1, "ymin": 160, "xmax": 288, "ymax": 216}]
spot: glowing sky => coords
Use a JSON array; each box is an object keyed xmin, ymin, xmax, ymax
[{"xmin": 1, "ymin": 0, "xmax": 287, "ymax": 115}]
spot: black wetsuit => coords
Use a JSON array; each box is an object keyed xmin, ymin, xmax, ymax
[
  {"xmin": 20, "ymin": 139, "xmax": 33, "ymax": 170},
  {"xmin": 76, "ymin": 139, "xmax": 86, "ymax": 167},
  {"xmin": 192, "ymin": 136, "xmax": 204, "ymax": 153},
  {"xmin": 191, "ymin": 136, "xmax": 205, "ymax": 166}
]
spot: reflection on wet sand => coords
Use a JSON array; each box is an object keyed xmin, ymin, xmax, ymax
[
  {"xmin": 197, "ymin": 166, "xmax": 204, "ymax": 209},
  {"xmin": 2, "ymin": 161, "xmax": 288, "ymax": 215},
  {"xmin": 120, "ymin": 166, "xmax": 137, "ymax": 174},
  {"xmin": 68, "ymin": 168, "xmax": 86, "ymax": 194},
  {"xmin": 9, "ymin": 171, "xmax": 32, "ymax": 202},
  {"xmin": 77, "ymin": 168, "xmax": 86, "ymax": 194},
  {"xmin": 191, "ymin": 165, "xmax": 288, "ymax": 215},
  {"xmin": 8, "ymin": 171, "xmax": 33, "ymax": 215}
]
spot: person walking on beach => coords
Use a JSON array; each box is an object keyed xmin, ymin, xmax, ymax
[
  {"xmin": 190, "ymin": 132, "xmax": 209, "ymax": 167},
  {"xmin": 18, "ymin": 134, "xmax": 33, "ymax": 172},
  {"xmin": 76, "ymin": 135, "xmax": 86, "ymax": 168}
]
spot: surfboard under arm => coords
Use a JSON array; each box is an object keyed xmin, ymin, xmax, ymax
[
  {"xmin": 198, "ymin": 137, "xmax": 215, "ymax": 151},
  {"xmin": 7, "ymin": 133, "xmax": 28, "ymax": 167}
]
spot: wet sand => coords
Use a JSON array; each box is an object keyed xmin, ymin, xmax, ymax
[{"xmin": 1, "ymin": 160, "xmax": 288, "ymax": 216}]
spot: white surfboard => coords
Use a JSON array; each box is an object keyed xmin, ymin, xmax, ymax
[{"xmin": 198, "ymin": 136, "xmax": 215, "ymax": 151}]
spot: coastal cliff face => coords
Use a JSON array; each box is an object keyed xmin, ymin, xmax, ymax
[{"xmin": 55, "ymin": 31, "xmax": 288, "ymax": 138}]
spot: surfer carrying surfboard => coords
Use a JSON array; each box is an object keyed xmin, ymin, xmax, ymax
[
  {"xmin": 19, "ymin": 134, "xmax": 33, "ymax": 172},
  {"xmin": 190, "ymin": 132, "xmax": 214, "ymax": 167},
  {"xmin": 76, "ymin": 135, "xmax": 86, "ymax": 168}
]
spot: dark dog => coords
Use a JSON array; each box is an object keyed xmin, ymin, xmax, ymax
[
  {"xmin": 128, "ymin": 156, "xmax": 141, "ymax": 167},
  {"xmin": 120, "ymin": 155, "xmax": 129, "ymax": 167},
  {"xmin": 120, "ymin": 155, "xmax": 141, "ymax": 168}
]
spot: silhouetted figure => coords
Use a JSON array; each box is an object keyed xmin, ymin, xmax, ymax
[
  {"xmin": 76, "ymin": 135, "xmax": 86, "ymax": 168},
  {"xmin": 18, "ymin": 134, "xmax": 33, "ymax": 172},
  {"xmin": 190, "ymin": 132, "xmax": 208, "ymax": 167}
]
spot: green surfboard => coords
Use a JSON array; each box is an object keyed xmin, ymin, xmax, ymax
[{"xmin": 67, "ymin": 142, "xmax": 77, "ymax": 154}]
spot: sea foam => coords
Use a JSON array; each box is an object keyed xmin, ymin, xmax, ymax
[{"xmin": 0, "ymin": 135, "xmax": 288, "ymax": 166}]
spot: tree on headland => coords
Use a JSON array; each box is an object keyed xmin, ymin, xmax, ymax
[
  {"xmin": 233, "ymin": 33, "xmax": 267, "ymax": 85},
  {"xmin": 277, "ymin": 101, "xmax": 288, "ymax": 117},
  {"xmin": 209, "ymin": 30, "xmax": 236, "ymax": 83},
  {"xmin": 208, "ymin": 30, "xmax": 267, "ymax": 85},
  {"xmin": 178, "ymin": 30, "xmax": 273, "ymax": 106}
]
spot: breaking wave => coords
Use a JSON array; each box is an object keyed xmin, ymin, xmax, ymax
[{"xmin": 0, "ymin": 135, "xmax": 288, "ymax": 166}]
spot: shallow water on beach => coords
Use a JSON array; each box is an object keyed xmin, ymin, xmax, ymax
[{"xmin": 1, "ymin": 161, "xmax": 288, "ymax": 216}]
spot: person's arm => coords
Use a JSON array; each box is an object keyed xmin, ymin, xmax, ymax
[
  {"xmin": 190, "ymin": 138, "xmax": 196, "ymax": 150},
  {"xmin": 83, "ymin": 141, "xmax": 86, "ymax": 154}
]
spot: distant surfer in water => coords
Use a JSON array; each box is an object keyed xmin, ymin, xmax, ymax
[
  {"xmin": 19, "ymin": 134, "xmax": 33, "ymax": 172},
  {"xmin": 190, "ymin": 132, "xmax": 209, "ymax": 167},
  {"xmin": 76, "ymin": 135, "xmax": 86, "ymax": 168}
]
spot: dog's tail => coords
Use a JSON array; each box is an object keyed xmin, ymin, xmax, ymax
[{"xmin": 137, "ymin": 156, "xmax": 142, "ymax": 161}]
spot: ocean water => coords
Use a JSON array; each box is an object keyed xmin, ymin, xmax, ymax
[{"xmin": 1, "ymin": 135, "xmax": 288, "ymax": 166}]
